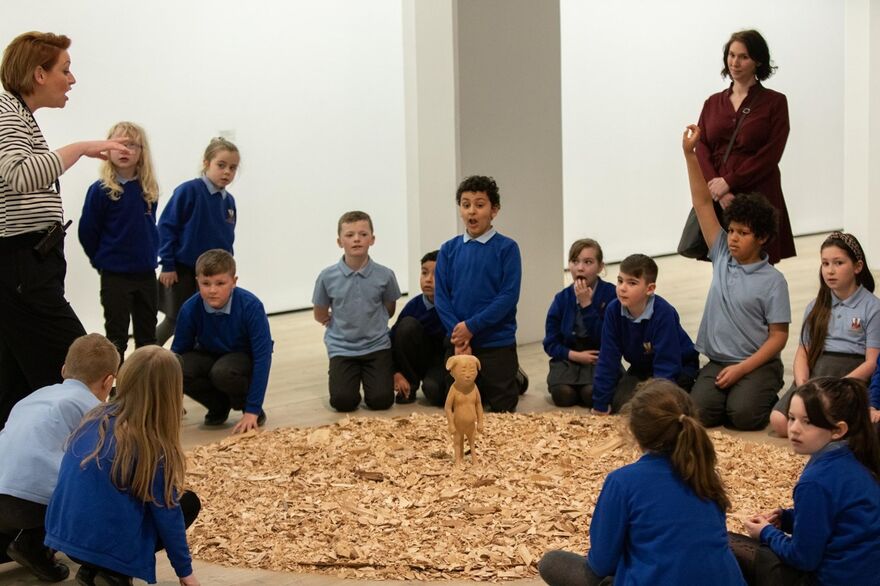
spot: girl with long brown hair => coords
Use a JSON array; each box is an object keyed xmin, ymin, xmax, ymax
[
  {"xmin": 538, "ymin": 379, "xmax": 745, "ymax": 585},
  {"xmin": 44, "ymin": 346, "xmax": 201, "ymax": 586},
  {"xmin": 769, "ymin": 232, "xmax": 879, "ymax": 437}
]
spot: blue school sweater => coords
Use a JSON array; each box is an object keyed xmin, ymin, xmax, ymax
[
  {"xmin": 171, "ymin": 288, "xmax": 273, "ymax": 415},
  {"xmin": 45, "ymin": 413, "xmax": 193, "ymax": 583},
  {"xmin": 390, "ymin": 294, "xmax": 444, "ymax": 340},
  {"xmin": 870, "ymin": 353, "xmax": 880, "ymax": 409},
  {"xmin": 587, "ymin": 452, "xmax": 746, "ymax": 585},
  {"xmin": 434, "ymin": 231, "xmax": 521, "ymax": 348},
  {"xmin": 543, "ymin": 278, "xmax": 616, "ymax": 361},
  {"xmin": 157, "ymin": 178, "xmax": 236, "ymax": 272},
  {"xmin": 592, "ymin": 295, "xmax": 698, "ymax": 412},
  {"xmin": 759, "ymin": 445, "xmax": 880, "ymax": 584},
  {"xmin": 78, "ymin": 180, "xmax": 158, "ymax": 273}
]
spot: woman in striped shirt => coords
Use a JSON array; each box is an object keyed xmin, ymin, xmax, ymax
[{"xmin": 0, "ymin": 31, "xmax": 129, "ymax": 430}]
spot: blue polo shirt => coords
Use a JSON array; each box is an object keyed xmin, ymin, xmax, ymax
[
  {"xmin": 313, "ymin": 257, "xmax": 401, "ymax": 357},
  {"xmin": 0, "ymin": 379, "xmax": 100, "ymax": 505},
  {"xmin": 799, "ymin": 286, "xmax": 880, "ymax": 354},
  {"xmin": 696, "ymin": 231, "xmax": 790, "ymax": 362}
]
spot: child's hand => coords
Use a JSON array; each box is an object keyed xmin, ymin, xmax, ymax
[
  {"xmin": 759, "ymin": 508, "xmax": 783, "ymax": 528},
  {"xmin": 682, "ymin": 124, "xmax": 700, "ymax": 153},
  {"xmin": 574, "ymin": 278, "xmax": 594, "ymax": 307},
  {"xmin": 393, "ymin": 372, "xmax": 410, "ymax": 398},
  {"xmin": 231, "ymin": 412, "xmax": 260, "ymax": 434},
  {"xmin": 454, "ymin": 342, "xmax": 472, "ymax": 356},
  {"xmin": 451, "ymin": 321, "xmax": 473, "ymax": 347},
  {"xmin": 715, "ymin": 364, "xmax": 746, "ymax": 389},
  {"xmin": 569, "ymin": 350, "xmax": 598, "ymax": 365},
  {"xmin": 742, "ymin": 515, "xmax": 771, "ymax": 540},
  {"xmin": 159, "ymin": 271, "xmax": 178, "ymax": 288},
  {"xmin": 871, "ymin": 407, "xmax": 880, "ymax": 424},
  {"xmin": 179, "ymin": 574, "xmax": 200, "ymax": 586}
]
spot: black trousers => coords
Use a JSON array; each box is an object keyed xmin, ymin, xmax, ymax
[
  {"xmin": 0, "ymin": 234, "xmax": 85, "ymax": 430},
  {"xmin": 441, "ymin": 341, "xmax": 520, "ymax": 413},
  {"xmin": 72, "ymin": 491, "xmax": 201, "ymax": 579},
  {"xmin": 156, "ymin": 263, "xmax": 196, "ymax": 347},
  {"xmin": 391, "ymin": 316, "xmax": 445, "ymax": 401},
  {"xmin": 100, "ymin": 270, "xmax": 158, "ymax": 362},
  {"xmin": 180, "ymin": 351, "xmax": 251, "ymax": 414},
  {"xmin": 0, "ymin": 494, "xmax": 48, "ymax": 563},
  {"xmin": 728, "ymin": 532, "xmax": 810, "ymax": 586},
  {"xmin": 328, "ymin": 349, "xmax": 394, "ymax": 412}
]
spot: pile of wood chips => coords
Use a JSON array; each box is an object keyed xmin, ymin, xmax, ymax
[{"xmin": 186, "ymin": 412, "xmax": 802, "ymax": 581}]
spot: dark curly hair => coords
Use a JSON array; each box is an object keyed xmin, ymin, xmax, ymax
[
  {"xmin": 723, "ymin": 192, "xmax": 778, "ymax": 242},
  {"xmin": 456, "ymin": 175, "xmax": 500, "ymax": 207},
  {"xmin": 721, "ymin": 30, "xmax": 777, "ymax": 81}
]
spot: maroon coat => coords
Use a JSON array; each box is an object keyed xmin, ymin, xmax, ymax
[{"xmin": 696, "ymin": 82, "xmax": 796, "ymax": 264}]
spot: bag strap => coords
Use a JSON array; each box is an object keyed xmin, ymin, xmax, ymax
[{"xmin": 722, "ymin": 85, "xmax": 763, "ymax": 165}]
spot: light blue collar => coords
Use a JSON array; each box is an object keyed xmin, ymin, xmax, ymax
[
  {"xmin": 621, "ymin": 294, "xmax": 655, "ymax": 323},
  {"xmin": 808, "ymin": 439, "xmax": 847, "ymax": 465},
  {"xmin": 462, "ymin": 227, "xmax": 497, "ymax": 244},
  {"xmin": 422, "ymin": 295, "xmax": 435, "ymax": 310},
  {"xmin": 116, "ymin": 174, "xmax": 138, "ymax": 185},
  {"xmin": 201, "ymin": 175, "xmax": 227, "ymax": 199},
  {"xmin": 203, "ymin": 291, "xmax": 233, "ymax": 315}
]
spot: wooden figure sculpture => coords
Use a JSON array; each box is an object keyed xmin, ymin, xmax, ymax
[{"xmin": 444, "ymin": 354, "xmax": 484, "ymax": 465}]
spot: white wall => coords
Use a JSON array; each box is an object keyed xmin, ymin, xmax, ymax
[
  {"xmin": 560, "ymin": 0, "xmax": 845, "ymax": 264},
  {"xmin": 1, "ymin": 1, "xmax": 408, "ymax": 333}
]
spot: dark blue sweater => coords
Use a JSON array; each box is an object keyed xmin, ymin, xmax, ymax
[
  {"xmin": 45, "ymin": 413, "xmax": 192, "ymax": 583},
  {"xmin": 543, "ymin": 278, "xmax": 616, "ymax": 361},
  {"xmin": 78, "ymin": 180, "xmax": 158, "ymax": 273},
  {"xmin": 157, "ymin": 178, "xmax": 235, "ymax": 272},
  {"xmin": 171, "ymin": 288, "xmax": 273, "ymax": 415},
  {"xmin": 588, "ymin": 453, "xmax": 746, "ymax": 585},
  {"xmin": 870, "ymin": 353, "xmax": 880, "ymax": 409},
  {"xmin": 592, "ymin": 295, "xmax": 698, "ymax": 412},
  {"xmin": 759, "ymin": 445, "xmax": 880, "ymax": 584},
  {"xmin": 390, "ymin": 294, "xmax": 444, "ymax": 340},
  {"xmin": 434, "ymin": 232, "xmax": 521, "ymax": 348}
]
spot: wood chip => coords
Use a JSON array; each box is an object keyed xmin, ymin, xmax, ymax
[{"xmin": 185, "ymin": 412, "xmax": 801, "ymax": 581}]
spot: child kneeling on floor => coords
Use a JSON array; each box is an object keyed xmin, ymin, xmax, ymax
[
  {"xmin": 538, "ymin": 379, "xmax": 745, "ymax": 586},
  {"xmin": 45, "ymin": 346, "xmax": 201, "ymax": 586}
]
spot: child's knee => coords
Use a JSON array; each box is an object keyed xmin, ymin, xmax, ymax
[
  {"xmin": 549, "ymin": 384, "xmax": 578, "ymax": 407},
  {"xmin": 365, "ymin": 392, "xmax": 393, "ymax": 411},
  {"xmin": 727, "ymin": 404, "xmax": 771, "ymax": 431},
  {"xmin": 769, "ymin": 409, "xmax": 788, "ymax": 437}
]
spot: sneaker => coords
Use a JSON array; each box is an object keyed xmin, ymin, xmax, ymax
[
  {"xmin": 257, "ymin": 410, "xmax": 267, "ymax": 427},
  {"xmin": 6, "ymin": 540, "xmax": 69, "ymax": 582},
  {"xmin": 204, "ymin": 407, "xmax": 231, "ymax": 426},
  {"xmin": 516, "ymin": 368, "xmax": 529, "ymax": 395}
]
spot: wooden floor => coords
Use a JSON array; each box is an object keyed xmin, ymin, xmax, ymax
[{"xmin": 1, "ymin": 234, "xmax": 856, "ymax": 585}]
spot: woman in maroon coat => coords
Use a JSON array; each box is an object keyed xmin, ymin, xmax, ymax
[{"xmin": 696, "ymin": 29, "xmax": 795, "ymax": 264}]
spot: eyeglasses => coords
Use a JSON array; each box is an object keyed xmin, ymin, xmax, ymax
[{"xmin": 122, "ymin": 142, "xmax": 142, "ymax": 151}]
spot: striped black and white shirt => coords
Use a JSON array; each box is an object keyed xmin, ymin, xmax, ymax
[{"xmin": 0, "ymin": 91, "xmax": 64, "ymax": 237}]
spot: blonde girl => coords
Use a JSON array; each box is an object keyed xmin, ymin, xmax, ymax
[
  {"xmin": 45, "ymin": 346, "xmax": 201, "ymax": 586},
  {"xmin": 156, "ymin": 137, "xmax": 240, "ymax": 346},
  {"xmin": 538, "ymin": 380, "xmax": 745, "ymax": 585},
  {"xmin": 769, "ymin": 232, "xmax": 879, "ymax": 437},
  {"xmin": 78, "ymin": 121, "xmax": 160, "ymax": 361}
]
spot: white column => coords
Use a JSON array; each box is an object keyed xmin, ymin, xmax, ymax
[{"xmin": 844, "ymin": 0, "xmax": 880, "ymax": 268}]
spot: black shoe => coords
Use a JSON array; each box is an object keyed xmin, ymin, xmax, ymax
[
  {"xmin": 93, "ymin": 571, "xmax": 133, "ymax": 586},
  {"xmin": 395, "ymin": 391, "xmax": 417, "ymax": 404},
  {"xmin": 204, "ymin": 407, "xmax": 231, "ymax": 426},
  {"xmin": 6, "ymin": 540, "xmax": 69, "ymax": 582},
  {"xmin": 516, "ymin": 368, "xmax": 529, "ymax": 395},
  {"xmin": 257, "ymin": 410, "xmax": 267, "ymax": 427},
  {"xmin": 76, "ymin": 565, "xmax": 97, "ymax": 585}
]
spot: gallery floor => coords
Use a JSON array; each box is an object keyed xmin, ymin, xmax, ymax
[{"xmin": 1, "ymin": 234, "xmax": 851, "ymax": 585}]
